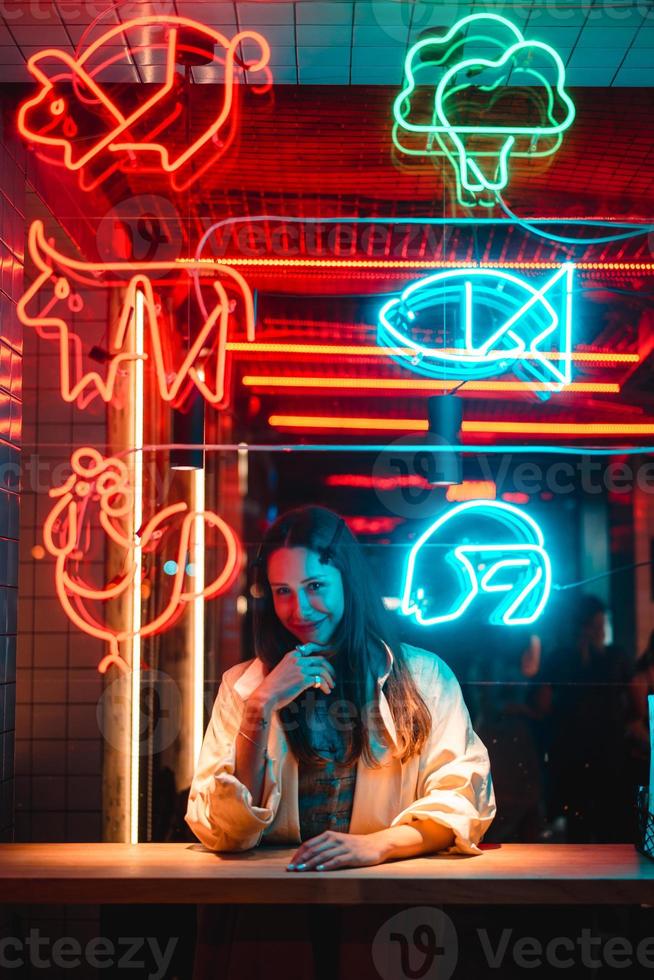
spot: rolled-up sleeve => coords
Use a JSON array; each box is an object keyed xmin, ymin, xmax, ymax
[
  {"xmin": 185, "ymin": 670, "xmax": 281, "ymax": 851},
  {"xmin": 390, "ymin": 658, "xmax": 496, "ymax": 855}
]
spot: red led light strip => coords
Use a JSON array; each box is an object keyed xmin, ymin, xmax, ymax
[
  {"xmin": 268, "ymin": 415, "xmax": 654, "ymax": 438},
  {"xmin": 243, "ymin": 376, "xmax": 620, "ymax": 395}
]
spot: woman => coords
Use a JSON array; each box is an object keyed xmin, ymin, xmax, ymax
[{"xmin": 186, "ymin": 506, "xmax": 495, "ymax": 978}]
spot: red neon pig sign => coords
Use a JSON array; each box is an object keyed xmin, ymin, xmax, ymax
[{"xmin": 17, "ymin": 16, "xmax": 271, "ymax": 191}]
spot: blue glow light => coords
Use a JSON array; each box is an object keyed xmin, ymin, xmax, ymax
[
  {"xmin": 401, "ymin": 500, "xmax": 551, "ymax": 627},
  {"xmin": 163, "ymin": 560, "xmax": 178, "ymax": 576},
  {"xmin": 378, "ymin": 265, "xmax": 574, "ymax": 399}
]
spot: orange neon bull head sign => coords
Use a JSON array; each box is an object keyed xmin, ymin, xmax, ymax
[
  {"xmin": 43, "ymin": 448, "xmax": 243, "ymax": 675},
  {"xmin": 17, "ymin": 16, "xmax": 271, "ymax": 192},
  {"xmin": 18, "ymin": 220, "xmax": 255, "ymax": 411}
]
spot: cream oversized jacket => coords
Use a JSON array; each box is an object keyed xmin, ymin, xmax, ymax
[{"xmin": 185, "ymin": 642, "xmax": 496, "ymax": 855}]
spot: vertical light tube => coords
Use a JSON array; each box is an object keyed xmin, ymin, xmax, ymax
[
  {"xmin": 192, "ymin": 466, "xmax": 206, "ymax": 766},
  {"xmin": 130, "ymin": 289, "xmax": 145, "ymax": 845}
]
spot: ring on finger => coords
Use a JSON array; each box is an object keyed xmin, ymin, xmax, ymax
[{"xmin": 313, "ymin": 674, "xmax": 321, "ymax": 688}]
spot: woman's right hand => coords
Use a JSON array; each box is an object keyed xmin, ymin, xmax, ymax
[{"xmin": 252, "ymin": 643, "xmax": 336, "ymax": 711}]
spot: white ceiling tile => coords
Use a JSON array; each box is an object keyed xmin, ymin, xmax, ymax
[
  {"xmin": 353, "ymin": 24, "xmax": 407, "ymax": 46},
  {"xmin": 268, "ymin": 65, "xmax": 297, "ymax": 82},
  {"xmin": 19, "ymin": 44, "xmax": 75, "ymax": 61},
  {"xmin": 266, "ymin": 45, "xmax": 297, "ymax": 67},
  {"xmin": 622, "ymin": 48, "xmax": 654, "ymax": 69},
  {"xmin": 527, "ymin": 7, "xmax": 587, "ymax": 28},
  {"xmin": 130, "ymin": 45, "xmax": 170, "ymax": 66},
  {"xmin": 94, "ymin": 65, "xmax": 139, "ymax": 82},
  {"xmin": 0, "ymin": 63, "xmax": 30, "ymax": 81},
  {"xmin": 0, "ymin": 45, "xmax": 26, "ymax": 65},
  {"xmin": 240, "ymin": 24, "xmax": 295, "ymax": 47},
  {"xmin": 54, "ymin": 3, "xmax": 119, "ymax": 26},
  {"xmin": 118, "ymin": 1, "xmax": 177, "ymax": 19},
  {"xmin": 612, "ymin": 66, "xmax": 654, "ymax": 84},
  {"xmin": 237, "ymin": 4, "xmax": 294, "ymax": 26},
  {"xmin": 577, "ymin": 25, "xmax": 640, "ymax": 47},
  {"xmin": 563, "ymin": 66, "xmax": 615, "ymax": 86},
  {"xmin": 411, "ymin": 5, "xmax": 496, "ymax": 33},
  {"xmin": 350, "ymin": 66, "xmax": 402, "ymax": 84},
  {"xmin": 633, "ymin": 27, "xmax": 654, "ymax": 48},
  {"xmin": 298, "ymin": 65, "xmax": 349, "ymax": 82},
  {"xmin": 527, "ymin": 26, "xmax": 582, "ymax": 47},
  {"xmin": 355, "ymin": 2, "xmax": 410, "ymax": 27},
  {"xmin": 568, "ymin": 47, "xmax": 625, "ymax": 70},
  {"xmin": 11, "ymin": 25, "xmax": 71, "ymax": 45},
  {"xmin": 297, "ymin": 45, "xmax": 349, "ymax": 68},
  {"xmin": 0, "ymin": 2, "xmax": 62, "ymax": 26},
  {"xmin": 582, "ymin": 5, "xmax": 646, "ymax": 28},
  {"xmin": 352, "ymin": 46, "xmax": 405, "ymax": 69},
  {"xmin": 296, "ymin": 3, "xmax": 353, "ymax": 26},
  {"xmin": 175, "ymin": 2, "xmax": 236, "ymax": 27},
  {"xmin": 297, "ymin": 24, "xmax": 351, "ymax": 45}
]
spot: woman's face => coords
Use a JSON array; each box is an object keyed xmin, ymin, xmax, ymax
[{"xmin": 267, "ymin": 546, "xmax": 345, "ymax": 647}]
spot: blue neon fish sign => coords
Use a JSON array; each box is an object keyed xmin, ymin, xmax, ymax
[
  {"xmin": 401, "ymin": 500, "xmax": 551, "ymax": 627},
  {"xmin": 378, "ymin": 265, "xmax": 574, "ymax": 399}
]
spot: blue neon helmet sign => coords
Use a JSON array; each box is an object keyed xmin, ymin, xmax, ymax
[
  {"xmin": 401, "ymin": 500, "xmax": 552, "ymax": 627},
  {"xmin": 378, "ymin": 265, "xmax": 573, "ymax": 400}
]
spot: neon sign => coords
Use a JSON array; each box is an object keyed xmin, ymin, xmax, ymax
[
  {"xmin": 401, "ymin": 500, "xmax": 551, "ymax": 627},
  {"xmin": 17, "ymin": 16, "xmax": 271, "ymax": 192},
  {"xmin": 43, "ymin": 448, "xmax": 242, "ymax": 675},
  {"xmin": 18, "ymin": 220, "xmax": 255, "ymax": 410},
  {"xmin": 377, "ymin": 265, "xmax": 574, "ymax": 399},
  {"xmin": 392, "ymin": 13, "xmax": 575, "ymax": 207}
]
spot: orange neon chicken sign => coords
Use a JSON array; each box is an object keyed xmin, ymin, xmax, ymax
[
  {"xmin": 17, "ymin": 16, "xmax": 271, "ymax": 192},
  {"xmin": 18, "ymin": 220, "xmax": 255, "ymax": 411},
  {"xmin": 43, "ymin": 448, "xmax": 242, "ymax": 675}
]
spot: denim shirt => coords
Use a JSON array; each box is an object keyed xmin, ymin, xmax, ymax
[{"xmin": 297, "ymin": 693, "xmax": 357, "ymax": 841}]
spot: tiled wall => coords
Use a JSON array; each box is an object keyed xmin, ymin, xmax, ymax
[
  {"xmin": 15, "ymin": 278, "xmax": 106, "ymax": 844},
  {"xmin": 0, "ymin": 114, "xmax": 24, "ymax": 845}
]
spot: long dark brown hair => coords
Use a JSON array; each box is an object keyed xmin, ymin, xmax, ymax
[{"xmin": 251, "ymin": 505, "xmax": 432, "ymax": 767}]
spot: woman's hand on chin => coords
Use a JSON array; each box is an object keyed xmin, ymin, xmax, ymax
[{"xmin": 286, "ymin": 831, "xmax": 388, "ymax": 872}]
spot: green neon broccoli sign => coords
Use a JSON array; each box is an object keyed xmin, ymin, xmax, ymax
[{"xmin": 393, "ymin": 13, "xmax": 575, "ymax": 208}]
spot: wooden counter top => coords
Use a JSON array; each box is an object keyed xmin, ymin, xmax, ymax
[{"xmin": 1, "ymin": 843, "xmax": 653, "ymax": 905}]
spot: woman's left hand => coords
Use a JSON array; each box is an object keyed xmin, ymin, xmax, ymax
[{"xmin": 287, "ymin": 831, "xmax": 387, "ymax": 872}]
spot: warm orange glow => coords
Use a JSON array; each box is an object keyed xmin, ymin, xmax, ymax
[
  {"xmin": 18, "ymin": 221, "xmax": 255, "ymax": 410},
  {"xmin": 465, "ymin": 421, "xmax": 654, "ymax": 437},
  {"xmin": 446, "ymin": 481, "xmax": 497, "ymax": 502},
  {"xmin": 229, "ymin": 342, "xmax": 638, "ymax": 365},
  {"xmin": 268, "ymin": 415, "xmax": 654, "ymax": 438},
  {"xmin": 17, "ymin": 17, "xmax": 270, "ymax": 183},
  {"xmin": 243, "ymin": 375, "xmax": 620, "ymax": 394},
  {"xmin": 42, "ymin": 448, "xmax": 242, "ymax": 674},
  {"xmin": 269, "ymin": 415, "xmax": 424, "ymax": 432}
]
